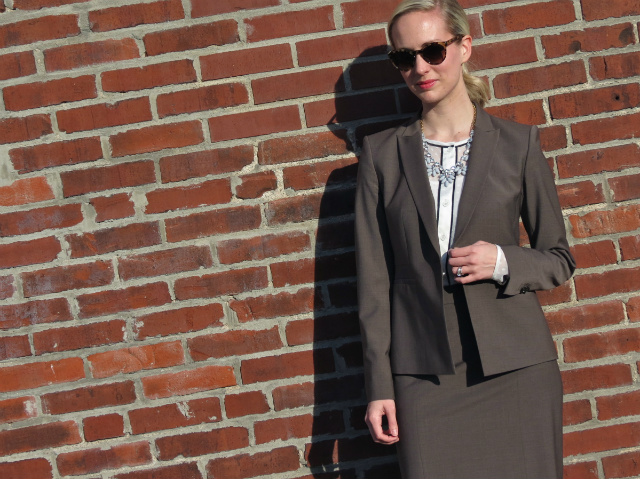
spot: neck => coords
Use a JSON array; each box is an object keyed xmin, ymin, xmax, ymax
[{"xmin": 420, "ymin": 96, "xmax": 476, "ymax": 142}]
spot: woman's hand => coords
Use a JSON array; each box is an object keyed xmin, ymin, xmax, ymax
[
  {"xmin": 448, "ymin": 240, "xmax": 497, "ymax": 284},
  {"xmin": 365, "ymin": 399, "xmax": 399, "ymax": 444}
]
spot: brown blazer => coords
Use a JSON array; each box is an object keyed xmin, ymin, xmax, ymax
[{"xmin": 355, "ymin": 107, "xmax": 576, "ymax": 401}]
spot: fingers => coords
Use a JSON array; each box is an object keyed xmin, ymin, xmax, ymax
[
  {"xmin": 365, "ymin": 400, "xmax": 400, "ymax": 445},
  {"xmin": 448, "ymin": 242, "xmax": 498, "ymax": 283}
]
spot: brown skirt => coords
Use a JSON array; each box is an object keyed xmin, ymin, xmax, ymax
[{"xmin": 393, "ymin": 285, "xmax": 563, "ymax": 479}]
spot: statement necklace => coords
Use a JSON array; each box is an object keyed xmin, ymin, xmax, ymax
[{"xmin": 421, "ymin": 104, "xmax": 477, "ymax": 187}]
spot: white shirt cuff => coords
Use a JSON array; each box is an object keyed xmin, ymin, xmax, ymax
[{"xmin": 492, "ymin": 245, "xmax": 509, "ymax": 285}]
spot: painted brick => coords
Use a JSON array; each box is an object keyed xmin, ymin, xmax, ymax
[
  {"xmin": 205, "ymin": 446, "xmax": 299, "ymax": 478},
  {"xmin": 33, "ymin": 320, "xmax": 125, "ymax": 354},
  {"xmin": 0, "ymin": 114, "xmax": 52, "ymax": 145},
  {"xmin": 562, "ymin": 364, "xmax": 632, "ymax": 394},
  {"xmin": 165, "ymin": 205, "xmax": 261, "ymax": 242},
  {"xmin": 581, "ymin": 0, "xmax": 640, "ymax": 21},
  {"xmin": 258, "ymin": 130, "xmax": 350, "ymax": 165},
  {"xmin": 134, "ymin": 303, "xmax": 224, "ymax": 339},
  {"xmin": 157, "ymin": 83, "xmax": 248, "ymax": 117},
  {"xmin": 118, "ymin": 245, "xmax": 212, "ymax": 280},
  {"xmin": 0, "ymin": 458, "xmax": 51, "ymax": 479},
  {"xmin": 297, "ymin": 30, "xmax": 387, "ymax": 67},
  {"xmin": 174, "ymin": 267, "xmax": 269, "ymax": 300},
  {"xmin": 145, "ymin": 179, "xmax": 232, "ymax": 214},
  {"xmin": 57, "ymin": 97, "xmax": 152, "ymax": 133},
  {"xmin": 241, "ymin": 349, "xmax": 335, "ymax": 384},
  {"xmin": 483, "ymin": 0, "xmax": 575, "ymax": 34},
  {"xmin": 218, "ymin": 231, "xmax": 310, "ymax": 264},
  {"xmin": 0, "ymin": 236, "xmax": 61, "ymax": 268},
  {"xmin": 341, "ymin": 0, "xmax": 399, "ymax": 28},
  {"xmin": 129, "ymin": 397, "xmax": 221, "ymax": 434},
  {"xmin": 571, "ymin": 112, "xmax": 640, "ymax": 145},
  {"xmin": 22, "ymin": 261, "xmax": 112, "ymax": 297},
  {"xmin": 83, "ymin": 414, "xmax": 125, "ymax": 441},
  {"xmin": 569, "ymin": 205, "xmax": 640, "ymax": 238},
  {"xmin": 590, "ymin": 51, "xmax": 640, "ymax": 80},
  {"xmin": 570, "ymin": 240, "xmax": 617, "ymax": 268},
  {"xmin": 77, "ymin": 282, "xmax": 171, "ymax": 318},
  {"xmin": 0, "ymin": 204, "xmax": 83, "ymax": 237},
  {"xmin": 556, "ymin": 180, "xmax": 604, "ymax": 208},
  {"xmin": 141, "ymin": 365, "xmax": 236, "ymax": 399},
  {"xmin": 56, "ymin": 441, "xmax": 151, "ymax": 476},
  {"xmin": 283, "ymin": 157, "xmax": 357, "ymax": 191},
  {"xmin": 209, "ymin": 105, "xmax": 301, "ymax": 142},
  {"xmin": 4, "ymin": 75, "xmax": 96, "ymax": 111},
  {"xmin": 0, "ymin": 358, "xmax": 84, "ymax": 393},
  {"xmin": 0, "ymin": 421, "xmax": 81, "ymax": 456},
  {"xmin": 471, "ymin": 38, "xmax": 538, "ymax": 70},
  {"xmin": 225, "ymin": 391, "xmax": 269, "ymax": 418},
  {"xmin": 493, "ymin": 61, "xmax": 586, "ymax": 98},
  {"xmin": 67, "ymin": 222, "xmax": 161, "ymax": 258},
  {"xmin": 91, "ymin": 193, "xmax": 135, "ymax": 222},
  {"xmin": 144, "ymin": 20, "xmax": 238, "ymax": 56},
  {"xmin": 236, "ymin": 171, "xmax": 278, "ymax": 199},
  {"xmin": 110, "ymin": 121, "xmax": 204, "ymax": 157},
  {"xmin": 44, "ymin": 38, "xmax": 139, "ymax": 72},
  {"xmin": 61, "ymin": 161, "xmax": 156, "ymax": 198},
  {"xmin": 230, "ymin": 288, "xmax": 318, "ymax": 323},
  {"xmin": 0, "ymin": 298, "xmax": 72, "ymax": 330},
  {"xmin": 160, "ymin": 145, "xmax": 253, "ymax": 183},
  {"xmin": 191, "ymin": 0, "xmax": 279, "ymax": 17},
  {"xmin": 0, "ymin": 15, "xmax": 79, "ymax": 49},
  {"xmin": 88, "ymin": 341, "xmax": 184, "ymax": 378},
  {"xmin": 188, "ymin": 326, "xmax": 282, "ymax": 361},
  {"xmin": 610, "ymin": 173, "xmax": 640, "ymax": 201},
  {"xmin": 102, "ymin": 59, "xmax": 196, "ymax": 92},
  {"xmin": 621, "ymin": 234, "xmax": 640, "ymax": 261},
  {"xmin": 42, "ymin": 381, "xmax": 135, "ymax": 414},
  {"xmin": 549, "ymin": 83, "xmax": 640, "ymax": 119},
  {"xmin": 253, "ymin": 67, "xmax": 344, "ymax": 104},
  {"xmin": 0, "ymin": 51, "xmax": 36, "ymax": 81},
  {"xmin": 0, "ymin": 336, "xmax": 31, "ymax": 360},
  {"xmin": 247, "ymin": 7, "xmax": 334, "ymax": 42},
  {"xmin": 201, "ymin": 44, "xmax": 293, "ymax": 80},
  {"xmin": 575, "ymin": 266, "xmax": 640, "ymax": 299},
  {"xmin": 112, "ymin": 463, "xmax": 202, "ymax": 479},
  {"xmin": 557, "ymin": 144, "xmax": 640, "ymax": 179},
  {"xmin": 89, "ymin": 0, "xmax": 184, "ymax": 32},
  {"xmin": 542, "ymin": 23, "xmax": 635, "ymax": 59},
  {"xmin": 10, "ymin": 136, "xmax": 102, "ymax": 174}
]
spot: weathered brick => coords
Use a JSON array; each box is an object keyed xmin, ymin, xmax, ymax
[
  {"xmin": 236, "ymin": 171, "xmax": 278, "ymax": 199},
  {"xmin": 189, "ymin": 327, "xmax": 282, "ymax": 361},
  {"xmin": 14, "ymin": 0, "xmax": 88, "ymax": 9},
  {"xmin": 57, "ymin": 97, "xmax": 152, "ymax": 133},
  {"xmin": 174, "ymin": 267, "xmax": 269, "ymax": 300},
  {"xmin": 160, "ymin": 145, "xmax": 253, "ymax": 183},
  {"xmin": 542, "ymin": 23, "xmax": 634, "ymax": 59},
  {"xmin": 89, "ymin": 341, "xmax": 184, "ymax": 379},
  {"xmin": 266, "ymin": 188, "xmax": 354, "ymax": 225},
  {"xmin": 129, "ymin": 397, "xmax": 221, "ymax": 434},
  {"xmin": 102, "ymin": 59, "xmax": 196, "ymax": 92},
  {"xmin": 0, "ymin": 335, "xmax": 30, "ymax": 360},
  {"xmin": 571, "ymin": 112, "xmax": 640, "ymax": 145},
  {"xmin": 0, "ymin": 236, "xmax": 61, "ymax": 268},
  {"xmin": 253, "ymin": 67, "xmax": 344, "ymax": 104},
  {"xmin": 485, "ymin": 100, "xmax": 546, "ymax": 126},
  {"xmin": 247, "ymin": 7, "xmax": 334, "ymax": 42},
  {"xmin": 192, "ymin": 0, "xmax": 278, "ymax": 16},
  {"xmin": 34, "ymin": 320, "xmax": 125, "ymax": 355},
  {"xmin": 112, "ymin": 463, "xmax": 203, "ymax": 479},
  {"xmin": 562, "ymin": 364, "xmax": 632, "ymax": 394},
  {"xmin": 0, "ymin": 421, "xmax": 81, "ymax": 456},
  {"xmin": 0, "ymin": 51, "xmax": 36, "ymax": 81},
  {"xmin": 472, "ymin": 38, "xmax": 538, "ymax": 70},
  {"xmin": 569, "ymin": 205, "xmax": 640, "ymax": 238},
  {"xmin": 83, "ymin": 414, "xmax": 125, "ymax": 441},
  {"xmin": 581, "ymin": 0, "xmax": 640, "ymax": 20},
  {"xmin": 119, "ymin": 245, "xmax": 212, "ymax": 280},
  {"xmin": 0, "ymin": 396, "xmax": 36, "ymax": 424},
  {"xmin": 349, "ymin": 59, "xmax": 404, "ymax": 91},
  {"xmin": 22, "ymin": 261, "xmax": 113, "ymax": 297},
  {"xmin": 206, "ymin": 446, "xmax": 299, "ymax": 478},
  {"xmin": 0, "ymin": 276, "xmax": 14, "ymax": 300},
  {"xmin": 597, "ymin": 390, "xmax": 640, "ymax": 421},
  {"xmin": 483, "ymin": 0, "xmax": 575, "ymax": 34},
  {"xmin": 538, "ymin": 125, "xmax": 567, "ymax": 151},
  {"xmin": 564, "ymin": 422, "xmax": 640, "ymax": 457},
  {"xmin": 56, "ymin": 441, "xmax": 151, "ymax": 476},
  {"xmin": 549, "ymin": 83, "xmax": 640, "ymax": 119},
  {"xmin": 306, "ymin": 434, "xmax": 395, "ymax": 466},
  {"xmin": 557, "ymin": 144, "xmax": 640, "ymax": 178},
  {"xmin": 590, "ymin": 51, "xmax": 640, "ymax": 80},
  {"xmin": 134, "ymin": 303, "xmax": 224, "ymax": 339},
  {"xmin": 271, "ymin": 252, "xmax": 355, "ymax": 287},
  {"xmin": 0, "ymin": 298, "xmax": 72, "ymax": 330},
  {"xmin": 621, "ymin": 235, "xmax": 640, "ymax": 261},
  {"xmin": 157, "ymin": 427, "xmax": 248, "ymax": 460},
  {"xmin": 145, "ymin": 179, "xmax": 232, "ymax": 214},
  {"xmin": 78, "ymin": 282, "xmax": 171, "ymax": 318},
  {"xmin": 305, "ymin": 90, "xmax": 397, "ymax": 127},
  {"xmin": 141, "ymin": 365, "xmax": 236, "ymax": 399},
  {"xmin": 563, "ymin": 400, "xmax": 592, "ymax": 426},
  {"xmin": 0, "ymin": 177, "xmax": 54, "ymax": 206},
  {"xmin": 89, "ymin": 0, "xmax": 184, "ymax": 32},
  {"xmin": 609, "ymin": 173, "xmax": 640, "ymax": 201},
  {"xmin": 218, "ymin": 231, "xmax": 310, "ymax": 264},
  {"xmin": 341, "ymin": 0, "xmax": 398, "ymax": 28},
  {"xmin": 575, "ymin": 266, "xmax": 640, "ymax": 299},
  {"xmin": 144, "ymin": 20, "xmax": 238, "ymax": 56},
  {"xmin": 0, "ymin": 458, "xmax": 51, "ymax": 479},
  {"xmin": 258, "ymin": 130, "xmax": 350, "ymax": 165},
  {"xmin": 91, "ymin": 193, "xmax": 135, "ymax": 222},
  {"xmin": 201, "ymin": 44, "xmax": 293, "ymax": 80},
  {"xmin": 0, "ymin": 15, "xmax": 79, "ymax": 49},
  {"xmin": 556, "ymin": 180, "xmax": 604, "ymax": 208},
  {"xmin": 628, "ymin": 296, "xmax": 640, "ymax": 322},
  {"xmin": 42, "ymin": 381, "xmax": 135, "ymax": 415},
  {"xmin": 110, "ymin": 121, "xmax": 204, "ymax": 157},
  {"xmin": 225, "ymin": 391, "xmax": 269, "ymax": 418},
  {"xmin": 286, "ymin": 312, "xmax": 360, "ymax": 346},
  {"xmin": 284, "ymin": 157, "xmax": 357, "ymax": 190},
  {"xmin": 0, "ymin": 114, "xmax": 52, "ymax": 145},
  {"xmin": 564, "ymin": 462, "xmax": 599, "ymax": 479},
  {"xmin": 564, "ymin": 328, "xmax": 640, "ymax": 362},
  {"xmin": 255, "ymin": 411, "xmax": 342, "ymax": 445},
  {"xmin": 0, "ymin": 358, "xmax": 84, "ymax": 393},
  {"xmin": 157, "ymin": 83, "xmax": 248, "ymax": 117},
  {"xmin": 241, "ymin": 349, "xmax": 334, "ymax": 384},
  {"xmin": 165, "ymin": 205, "xmax": 261, "ymax": 242},
  {"xmin": 493, "ymin": 61, "xmax": 586, "ymax": 98},
  {"xmin": 570, "ymin": 240, "xmax": 617, "ymax": 268},
  {"xmin": 44, "ymin": 38, "xmax": 139, "ymax": 72},
  {"xmin": 67, "ymin": 222, "xmax": 161, "ymax": 258},
  {"xmin": 297, "ymin": 30, "xmax": 387, "ymax": 67},
  {"xmin": 209, "ymin": 105, "xmax": 301, "ymax": 142},
  {"xmin": 0, "ymin": 204, "xmax": 82, "ymax": 238},
  {"xmin": 11, "ymin": 137, "xmax": 103, "ymax": 175},
  {"xmin": 61, "ymin": 161, "xmax": 156, "ymax": 198},
  {"xmin": 230, "ymin": 288, "xmax": 318, "ymax": 323}
]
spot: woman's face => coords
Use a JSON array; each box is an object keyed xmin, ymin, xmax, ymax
[{"xmin": 391, "ymin": 9, "xmax": 471, "ymax": 107}]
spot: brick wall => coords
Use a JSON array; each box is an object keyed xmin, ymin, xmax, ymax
[{"xmin": 0, "ymin": 0, "xmax": 638, "ymax": 477}]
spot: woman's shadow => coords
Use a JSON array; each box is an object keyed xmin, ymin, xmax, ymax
[{"xmin": 304, "ymin": 46, "xmax": 420, "ymax": 478}]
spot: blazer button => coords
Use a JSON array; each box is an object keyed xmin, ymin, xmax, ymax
[{"xmin": 520, "ymin": 286, "xmax": 529, "ymax": 294}]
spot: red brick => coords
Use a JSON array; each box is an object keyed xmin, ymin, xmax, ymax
[
  {"xmin": 629, "ymin": 297, "xmax": 640, "ymax": 322},
  {"xmin": 42, "ymin": 381, "xmax": 135, "ymax": 415},
  {"xmin": 57, "ymin": 97, "xmax": 152, "ymax": 134},
  {"xmin": 590, "ymin": 51, "xmax": 640, "ymax": 80},
  {"xmin": 230, "ymin": 288, "xmax": 317, "ymax": 323},
  {"xmin": 539, "ymin": 125, "xmax": 567, "ymax": 151},
  {"xmin": 563, "ymin": 400, "xmax": 592, "ymax": 426},
  {"xmin": 575, "ymin": 266, "xmax": 640, "ymax": 299},
  {"xmin": 564, "ymin": 462, "xmax": 599, "ymax": 479},
  {"xmin": 67, "ymin": 221, "xmax": 161, "ymax": 258},
  {"xmin": 0, "ymin": 298, "xmax": 71, "ymax": 330},
  {"xmin": 621, "ymin": 235, "xmax": 640, "ymax": 261},
  {"xmin": 472, "ymin": 38, "xmax": 538, "ymax": 70},
  {"xmin": 0, "ymin": 176, "xmax": 54, "ymax": 206},
  {"xmin": 57, "ymin": 441, "xmax": 151, "ymax": 476},
  {"xmin": 272, "ymin": 381, "xmax": 314, "ymax": 410},
  {"xmin": 605, "ymin": 452, "xmax": 640, "ymax": 479},
  {"xmin": 209, "ymin": 105, "xmax": 301, "ymax": 141},
  {"xmin": 483, "ymin": 0, "xmax": 575, "ymax": 34},
  {"xmin": 174, "ymin": 267, "xmax": 268, "ymax": 300},
  {"xmin": 581, "ymin": 0, "xmax": 640, "ymax": 20},
  {"xmin": 44, "ymin": 38, "xmax": 139, "ymax": 72},
  {"xmin": 349, "ymin": 59, "xmax": 404, "ymax": 91},
  {"xmin": 144, "ymin": 20, "xmax": 238, "ymax": 56},
  {"xmin": 165, "ymin": 205, "xmax": 261, "ymax": 242},
  {"xmin": 597, "ymin": 390, "xmax": 640, "ymax": 421},
  {"xmin": 14, "ymin": 0, "xmax": 88, "ymax": 8},
  {"xmin": 0, "ymin": 358, "xmax": 84, "ymax": 393},
  {"xmin": 88, "ymin": 341, "xmax": 184, "ymax": 378},
  {"xmin": 565, "ymin": 421, "xmax": 640, "ymax": 457},
  {"xmin": 134, "ymin": 303, "xmax": 224, "ymax": 339},
  {"xmin": 83, "ymin": 414, "xmax": 125, "ymax": 441},
  {"xmin": 0, "ymin": 396, "xmax": 37, "ymax": 424},
  {"xmin": 236, "ymin": 171, "xmax": 277, "ymax": 199},
  {"xmin": 241, "ymin": 349, "xmax": 334, "ymax": 384},
  {"xmin": 0, "ymin": 114, "xmax": 52, "ymax": 145},
  {"xmin": 22, "ymin": 261, "xmax": 112, "ymax": 297},
  {"xmin": 78, "ymin": 282, "xmax": 171, "ymax": 318},
  {"xmin": 569, "ymin": 205, "xmax": 640, "ymax": 238},
  {"xmin": 34, "ymin": 320, "xmax": 125, "ymax": 355},
  {"xmin": 157, "ymin": 427, "xmax": 248, "ymax": 460},
  {"xmin": 91, "ymin": 193, "xmax": 135, "ymax": 222},
  {"xmin": 201, "ymin": 44, "xmax": 293, "ymax": 80},
  {"xmin": 542, "ymin": 23, "xmax": 634, "ymax": 59},
  {"xmin": 0, "ymin": 15, "xmax": 79, "ymax": 49},
  {"xmin": 0, "ymin": 335, "xmax": 30, "ymax": 360},
  {"xmin": 297, "ymin": 30, "xmax": 387, "ymax": 67},
  {"xmin": 557, "ymin": 144, "xmax": 640, "ymax": 178},
  {"xmin": 110, "ymin": 121, "xmax": 203, "ymax": 157},
  {"xmin": 129, "ymin": 397, "xmax": 221, "ymax": 434},
  {"xmin": 0, "ymin": 421, "xmax": 81, "ymax": 456},
  {"xmin": 306, "ymin": 435, "xmax": 395, "ymax": 466},
  {"xmin": 206, "ymin": 446, "xmax": 299, "ymax": 478},
  {"xmin": 253, "ymin": 67, "xmax": 344, "ymax": 104},
  {"xmin": 10, "ymin": 137, "xmax": 103, "ymax": 174},
  {"xmin": 113, "ymin": 463, "xmax": 202, "ymax": 479},
  {"xmin": 485, "ymin": 100, "xmax": 546, "ymax": 126},
  {"xmin": 0, "ymin": 458, "xmax": 52, "ymax": 479},
  {"xmin": 564, "ymin": 327, "xmax": 640, "ymax": 362},
  {"xmin": 225, "ymin": 391, "xmax": 269, "ymax": 419},
  {"xmin": 141, "ymin": 365, "xmax": 236, "ymax": 399},
  {"xmin": 160, "ymin": 145, "xmax": 253, "ymax": 183},
  {"xmin": 284, "ymin": 157, "xmax": 357, "ymax": 191},
  {"xmin": 118, "ymin": 245, "xmax": 212, "ymax": 281},
  {"xmin": 0, "ymin": 204, "xmax": 82, "ymax": 238},
  {"xmin": 493, "ymin": 61, "xmax": 586, "ymax": 98},
  {"xmin": 265, "ymin": 193, "xmax": 323, "ymax": 225},
  {"xmin": 550, "ymin": 83, "xmax": 640, "ymax": 119},
  {"xmin": 189, "ymin": 327, "xmax": 282, "ymax": 361},
  {"xmin": 0, "ymin": 276, "xmax": 14, "ymax": 300},
  {"xmin": 286, "ymin": 312, "xmax": 360, "ymax": 346},
  {"xmin": 570, "ymin": 240, "xmax": 617, "ymax": 268},
  {"xmin": 145, "ymin": 179, "xmax": 231, "ymax": 214},
  {"xmin": 572, "ymin": 112, "xmax": 640, "ymax": 145},
  {"xmin": 218, "ymin": 231, "xmax": 310, "ymax": 264},
  {"xmin": 192, "ymin": 0, "xmax": 278, "ymax": 16},
  {"xmin": 556, "ymin": 180, "xmax": 604, "ymax": 208},
  {"xmin": 247, "ymin": 7, "xmax": 334, "ymax": 42},
  {"xmin": 272, "ymin": 252, "xmax": 355, "ymax": 287},
  {"xmin": 610, "ymin": 173, "xmax": 640, "ymax": 201},
  {"xmin": 0, "ymin": 51, "xmax": 36, "ymax": 81},
  {"xmin": 0, "ymin": 236, "xmax": 60, "ymax": 268},
  {"xmin": 62, "ymin": 160, "xmax": 155, "ymax": 198},
  {"xmin": 305, "ymin": 90, "xmax": 397, "ymax": 127},
  {"xmin": 341, "ymin": 0, "xmax": 398, "ymax": 27},
  {"xmin": 259, "ymin": 131, "xmax": 349, "ymax": 165},
  {"xmin": 102, "ymin": 59, "xmax": 196, "ymax": 92},
  {"xmin": 562, "ymin": 364, "xmax": 632, "ymax": 394},
  {"xmin": 157, "ymin": 83, "xmax": 248, "ymax": 118},
  {"xmin": 89, "ymin": 0, "xmax": 184, "ymax": 32},
  {"xmin": 256, "ymin": 411, "xmax": 343, "ymax": 445}
]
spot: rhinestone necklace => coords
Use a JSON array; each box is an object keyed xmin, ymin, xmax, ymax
[{"xmin": 420, "ymin": 104, "xmax": 477, "ymax": 187}]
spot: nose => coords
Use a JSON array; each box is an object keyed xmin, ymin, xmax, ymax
[{"xmin": 413, "ymin": 54, "xmax": 431, "ymax": 75}]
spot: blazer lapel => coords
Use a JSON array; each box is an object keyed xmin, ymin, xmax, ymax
[
  {"xmin": 397, "ymin": 118, "xmax": 441, "ymax": 255},
  {"xmin": 453, "ymin": 108, "xmax": 499, "ymax": 244}
]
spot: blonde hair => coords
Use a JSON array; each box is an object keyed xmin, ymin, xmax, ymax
[{"xmin": 388, "ymin": 0, "xmax": 490, "ymax": 107}]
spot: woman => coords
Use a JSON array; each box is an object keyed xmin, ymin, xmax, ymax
[{"xmin": 354, "ymin": 1, "xmax": 576, "ymax": 477}]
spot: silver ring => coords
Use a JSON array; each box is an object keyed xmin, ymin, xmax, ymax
[{"xmin": 456, "ymin": 267, "xmax": 463, "ymax": 277}]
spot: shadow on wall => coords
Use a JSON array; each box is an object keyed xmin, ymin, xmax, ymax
[{"xmin": 304, "ymin": 46, "xmax": 420, "ymax": 478}]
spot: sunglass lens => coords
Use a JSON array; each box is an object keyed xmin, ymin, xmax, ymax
[
  {"xmin": 420, "ymin": 43, "xmax": 446, "ymax": 65},
  {"xmin": 389, "ymin": 51, "xmax": 415, "ymax": 71}
]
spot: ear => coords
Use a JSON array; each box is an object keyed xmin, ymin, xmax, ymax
[{"xmin": 460, "ymin": 34, "xmax": 472, "ymax": 63}]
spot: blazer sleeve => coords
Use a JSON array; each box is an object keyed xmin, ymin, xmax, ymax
[
  {"xmin": 501, "ymin": 125, "xmax": 576, "ymax": 296},
  {"xmin": 355, "ymin": 135, "xmax": 396, "ymax": 401}
]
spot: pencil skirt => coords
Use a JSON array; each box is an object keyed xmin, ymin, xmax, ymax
[{"xmin": 393, "ymin": 286, "xmax": 563, "ymax": 479}]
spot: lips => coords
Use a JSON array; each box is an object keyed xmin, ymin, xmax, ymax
[{"xmin": 416, "ymin": 79, "xmax": 437, "ymax": 90}]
